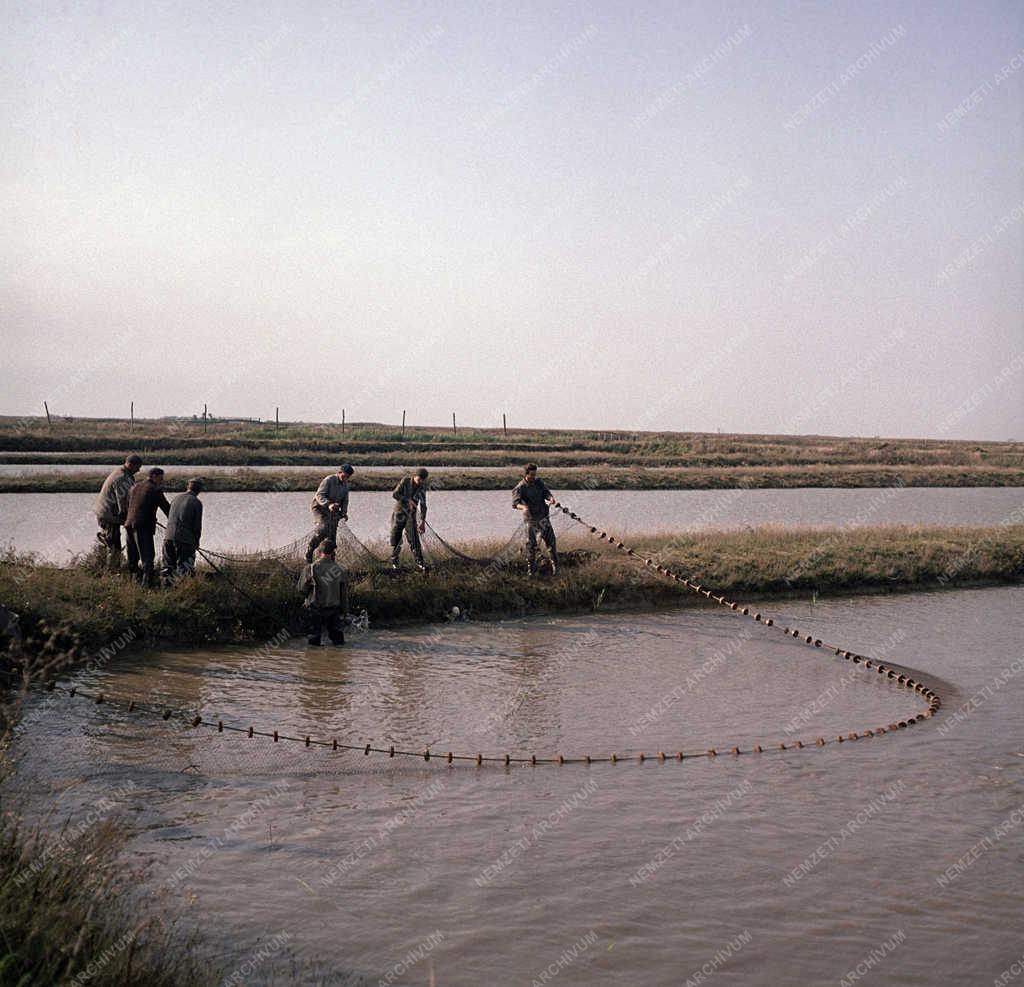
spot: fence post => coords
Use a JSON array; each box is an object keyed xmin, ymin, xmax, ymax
[
  {"xmin": 130, "ymin": 401, "xmax": 134, "ymax": 432},
  {"xmin": 44, "ymin": 401, "xmax": 51, "ymax": 426},
  {"xmin": 203, "ymin": 403, "xmax": 208, "ymax": 433},
  {"xmin": 452, "ymin": 412, "xmax": 457, "ymax": 436},
  {"xmin": 342, "ymin": 409, "xmax": 345, "ymax": 434},
  {"xmin": 275, "ymin": 407, "xmax": 279, "ymax": 434},
  {"xmin": 402, "ymin": 409, "xmax": 406, "ymax": 437},
  {"xmin": 502, "ymin": 413, "xmax": 507, "ymax": 437}
]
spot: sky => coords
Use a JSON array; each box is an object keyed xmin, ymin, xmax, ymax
[{"xmin": 2, "ymin": 0, "xmax": 1022, "ymax": 440}]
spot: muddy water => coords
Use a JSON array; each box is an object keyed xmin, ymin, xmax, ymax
[
  {"xmin": 2, "ymin": 487, "xmax": 1021, "ymax": 562},
  {"xmin": 7, "ymin": 587, "xmax": 1023, "ymax": 985}
]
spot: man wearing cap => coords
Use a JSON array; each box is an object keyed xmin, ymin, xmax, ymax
[
  {"xmin": 297, "ymin": 540, "xmax": 347, "ymax": 646},
  {"xmin": 512, "ymin": 463, "xmax": 559, "ymax": 576},
  {"xmin": 125, "ymin": 467, "xmax": 171, "ymax": 588},
  {"xmin": 390, "ymin": 468, "xmax": 429, "ymax": 571},
  {"xmin": 306, "ymin": 465, "xmax": 354, "ymax": 563},
  {"xmin": 94, "ymin": 454, "xmax": 143, "ymax": 571},
  {"xmin": 161, "ymin": 478, "xmax": 205, "ymax": 584}
]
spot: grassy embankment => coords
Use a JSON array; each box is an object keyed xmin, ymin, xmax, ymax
[
  {"xmin": 2, "ymin": 524, "xmax": 1021, "ymax": 658},
  {"xmin": 2, "ymin": 416, "xmax": 1022, "ymax": 489}
]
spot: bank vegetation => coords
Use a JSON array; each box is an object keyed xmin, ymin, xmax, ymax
[{"xmin": 2, "ymin": 524, "xmax": 1020, "ymax": 662}]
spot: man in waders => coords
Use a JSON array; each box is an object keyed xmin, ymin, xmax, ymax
[
  {"xmin": 390, "ymin": 468, "xmax": 429, "ymax": 572},
  {"xmin": 94, "ymin": 454, "xmax": 143, "ymax": 571},
  {"xmin": 306, "ymin": 464, "xmax": 354, "ymax": 563},
  {"xmin": 512, "ymin": 463, "xmax": 558, "ymax": 576},
  {"xmin": 125, "ymin": 467, "xmax": 171, "ymax": 588},
  {"xmin": 161, "ymin": 478, "xmax": 204, "ymax": 584},
  {"xmin": 297, "ymin": 540, "xmax": 347, "ymax": 646}
]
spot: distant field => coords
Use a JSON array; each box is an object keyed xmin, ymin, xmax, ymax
[
  {"xmin": 1, "ymin": 416, "xmax": 1021, "ymax": 489},
  {"xmin": 3, "ymin": 464, "xmax": 1023, "ymax": 494}
]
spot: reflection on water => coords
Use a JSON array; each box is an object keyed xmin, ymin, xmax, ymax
[
  {"xmin": 2, "ymin": 486, "xmax": 1022, "ymax": 562},
  {"xmin": 7, "ymin": 588, "xmax": 1023, "ymax": 985}
]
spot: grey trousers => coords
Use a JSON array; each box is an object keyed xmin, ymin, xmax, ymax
[
  {"xmin": 526, "ymin": 517, "xmax": 557, "ymax": 570},
  {"xmin": 306, "ymin": 511, "xmax": 340, "ymax": 562},
  {"xmin": 97, "ymin": 521, "xmax": 129, "ymax": 570},
  {"xmin": 390, "ymin": 513, "xmax": 424, "ymax": 565},
  {"xmin": 161, "ymin": 539, "xmax": 197, "ymax": 582}
]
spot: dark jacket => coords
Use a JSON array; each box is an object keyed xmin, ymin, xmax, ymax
[
  {"xmin": 125, "ymin": 479, "xmax": 171, "ymax": 531},
  {"xmin": 391, "ymin": 477, "xmax": 427, "ymax": 520},
  {"xmin": 298, "ymin": 557, "xmax": 347, "ymax": 608},
  {"xmin": 512, "ymin": 477, "xmax": 553, "ymax": 521},
  {"xmin": 165, "ymin": 491, "xmax": 203, "ymax": 547}
]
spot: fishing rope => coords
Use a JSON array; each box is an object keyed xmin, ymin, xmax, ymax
[
  {"xmin": 155, "ymin": 520, "xmax": 266, "ymax": 604},
  {"xmin": 39, "ymin": 497, "xmax": 941, "ymax": 768}
]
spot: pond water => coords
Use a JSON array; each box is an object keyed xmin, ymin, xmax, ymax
[
  {"xmin": 7, "ymin": 587, "xmax": 1022, "ymax": 985},
  {"xmin": 1, "ymin": 487, "xmax": 1021, "ymax": 562}
]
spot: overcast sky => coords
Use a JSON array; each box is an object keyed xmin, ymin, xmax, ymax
[{"xmin": 2, "ymin": 1, "xmax": 1022, "ymax": 440}]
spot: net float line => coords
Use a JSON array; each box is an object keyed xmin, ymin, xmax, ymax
[
  {"xmin": 41, "ymin": 679, "xmax": 933, "ymax": 766},
  {"xmin": 548, "ymin": 500, "xmax": 941, "ymax": 717},
  {"xmin": 42, "ymin": 597, "xmax": 936, "ymax": 771},
  {"xmin": 34, "ymin": 503, "xmax": 940, "ymax": 769}
]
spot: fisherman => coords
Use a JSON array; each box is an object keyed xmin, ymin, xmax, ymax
[
  {"xmin": 161, "ymin": 478, "xmax": 204, "ymax": 584},
  {"xmin": 297, "ymin": 539, "xmax": 347, "ymax": 646},
  {"xmin": 390, "ymin": 468, "xmax": 429, "ymax": 571},
  {"xmin": 94, "ymin": 454, "xmax": 143, "ymax": 571},
  {"xmin": 125, "ymin": 467, "xmax": 171, "ymax": 588},
  {"xmin": 512, "ymin": 463, "xmax": 559, "ymax": 576},
  {"xmin": 306, "ymin": 464, "xmax": 354, "ymax": 563}
]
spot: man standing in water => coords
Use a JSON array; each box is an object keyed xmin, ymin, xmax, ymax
[
  {"xmin": 297, "ymin": 539, "xmax": 347, "ymax": 646},
  {"xmin": 161, "ymin": 477, "xmax": 204, "ymax": 584},
  {"xmin": 94, "ymin": 454, "xmax": 142, "ymax": 571},
  {"xmin": 125, "ymin": 467, "xmax": 171, "ymax": 588},
  {"xmin": 513, "ymin": 463, "xmax": 559, "ymax": 576},
  {"xmin": 306, "ymin": 464, "xmax": 354, "ymax": 563},
  {"xmin": 390, "ymin": 468, "xmax": 429, "ymax": 571}
]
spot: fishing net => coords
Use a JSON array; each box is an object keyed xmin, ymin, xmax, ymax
[
  {"xmin": 198, "ymin": 510, "xmax": 578, "ymax": 573},
  {"xmin": 10, "ymin": 502, "xmax": 941, "ymax": 778},
  {"xmin": 199, "ymin": 522, "xmax": 383, "ymax": 571}
]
